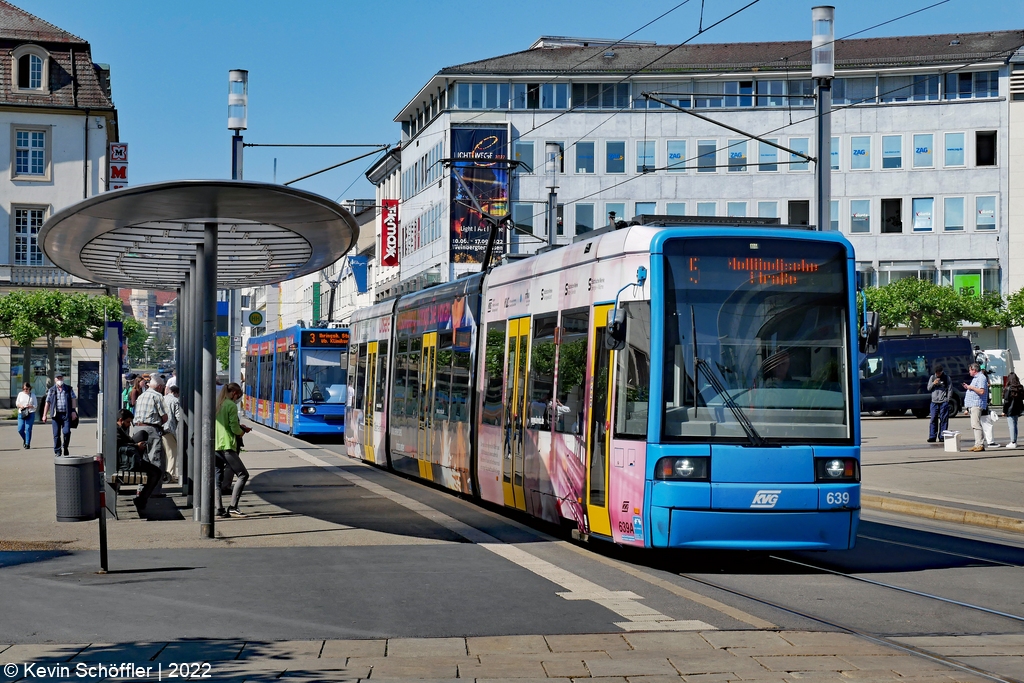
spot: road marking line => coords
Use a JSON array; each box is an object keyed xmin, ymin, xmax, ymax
[{"xmin": 251, "ymin": 430, "xmax": 723, "ymax": 631}]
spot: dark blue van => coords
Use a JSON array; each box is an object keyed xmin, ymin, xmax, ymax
[{"xmin": 860, "ymin": 335, "xmax": 973, "ymax": 417}]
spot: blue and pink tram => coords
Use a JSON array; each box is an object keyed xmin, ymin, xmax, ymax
[{"xmin": 346, "ymin": 220, "xmax": 864, "ymax": 550}]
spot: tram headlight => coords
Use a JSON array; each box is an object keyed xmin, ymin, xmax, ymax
[
  {"xmin": 814, "ymin": 457, "xmax": 859, "ymax": 482},
  {"xmin": 301, "ymin": 406, "xmax": 317, "ymax": 415},
  {"xmin": 655, "ymin": 456, "xmax": 710, "ymax": 481}
]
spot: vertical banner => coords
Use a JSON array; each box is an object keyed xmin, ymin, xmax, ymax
[
  {"xmin": 450, "ymin": 127, "xmax": 509, "ymax": 264},
  {"xmin": 349, "ymin": 255, "xmax": 369, "ymax": 293},
  {"xmin": 380, "ymin": 198, "xmax": 400, "ymax": 267},
  {"xmin": 108, "ymin": 142, "xmax": 128, "ymax": 190}
]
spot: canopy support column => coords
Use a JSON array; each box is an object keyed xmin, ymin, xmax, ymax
[
  {"xmin": 179, "ymin": 270, "xmax": 191, "ymax": 504},
  {"xmin": 200, "ymin": 222, "xmax": 218, "ymax": 538}
]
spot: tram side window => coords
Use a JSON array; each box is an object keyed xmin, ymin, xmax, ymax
[
  {"xmin": 482, "ymin": 322, "xmax": 506, "ymax": 425},
  {"xmin": 374, "ymin": 339, "xmax": 389, "ymax": 412},
  {"xmin": 260, "ymin": 352, "xmax": 273, "ymax": 401},
  {"xmin": 275, "ymin": 350, "xmax": 295, "ymax": 404},
  {"xmin": 407, "ymin": 337, "xmax": 421, "ymax": 420},
  {"xmin": 613, "ymin": 301, "xmax": 652, "ymax": 439},
  {"xmin": 555, "ymin": 308, "xmax": 590, "ymax": 435},
  {"xmin": 391, "ymin": 337, "xmax": 408, "ymax": 426},
  {"xmin": 245, "ymin": 352, "xmax": 255, "ymax": 395},
  {"xmin": 435, "ymin": 331, "xmax": 453, "ymax": 421},
  {"xmin": 355, "ymin": 344, "xmax": 368, "ymax": 411},
  {"xmin": 528, "ymin": 313, "xmax": 558, "ymax": 430},
  {"xmin": 451, "ymin": 347, "xmax": 471, "ymax": 423},
  {"xmin": 347, "ymin": 345, "xmax": 359, "ymax": 406}
]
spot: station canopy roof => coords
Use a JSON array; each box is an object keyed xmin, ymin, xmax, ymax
[{"xmin": 40, "ymin": 180, "xmax": 360, "ymax": 290}]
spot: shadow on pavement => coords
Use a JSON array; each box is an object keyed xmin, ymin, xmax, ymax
[
  {"xmin": 0, "ymin": 550, "xmax": 70, "ymax": 568},
  {"xmin": 247, "ymin": 466, "xmax": 468, "ymax": 542}
]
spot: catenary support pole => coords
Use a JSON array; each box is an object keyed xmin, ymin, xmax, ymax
[
  {"xmin": 229, "ymin": 134, "xmax": 244, "ymax": 384},
  {"xmin": 815, "ymin": 80, "xmax": 832, "ymax": 231},
  {"xmin": 200, "ymin": 222, "xmax": 218, "ymax": 538},
  {"xmin": 179, "ymin": 272, "xmax": 191, "ymax": 502},
  {"xmin": 191, "ymin": 254, "xmax": 203, "ymax": 520}
]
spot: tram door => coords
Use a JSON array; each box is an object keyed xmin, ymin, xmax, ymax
[
  {"xmin": 586, "ymin": 304, "xmax": 613, "ymax": 537},
  {"xmin": 502, "ymin": 317, "xmax": 529, "ymax": 511},
  {"xmin": 364, "ymin": 341, "xmax": 378, "ymax": 463},
  {"xmin": 418, "ymin": 332, "xmax": 438, "ymax": 478}
]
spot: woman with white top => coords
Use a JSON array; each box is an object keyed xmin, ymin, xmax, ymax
[{"xmin": 16, "ymin": 382, "xmax": 37, "ymax": 449}]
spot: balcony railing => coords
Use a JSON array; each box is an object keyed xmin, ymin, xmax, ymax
[{"xmin": 0, "ymin": 265, "xmax": 96, "ymax": 288}]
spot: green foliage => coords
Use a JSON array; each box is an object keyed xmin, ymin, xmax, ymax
[
  {"xmin": 966, "ymin": 292, "xmax": 1010, "ymax": 330},
  {"xmin": 123, "ymin": 318, "xmax": 148, "ymax": 364},
  {"xmin": 1007, "ymin": 289, "xmax": 1024, "ymax": 329},
  {"xmin": 217, "ymin": 336, "xmax": 230, "ymax": 371},
  {"xmin": 862, "ymin": 278, "xmax": 969, "ymax": 335}
]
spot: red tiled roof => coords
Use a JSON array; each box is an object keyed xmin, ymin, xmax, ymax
[{"xmin": 0, "ymin": 1, "xmax": 84, "ymax": 43}]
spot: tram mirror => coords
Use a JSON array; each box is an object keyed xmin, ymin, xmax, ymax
[
  {"xmin": 859, "ymin": 310, "xmax": 880, "ymax": 355},
  {"xmin": 606, "ymin": 308, "xmax": 627, "ymax": 351}
]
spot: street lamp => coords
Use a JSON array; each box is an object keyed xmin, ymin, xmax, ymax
[
  {"xmin": 226, "ymin": 69, "xmax": 246, "ymax": 383},
  {"xmin": 545, "ymin": 142, "xmax": 560, "ymax": 249},
  {"xmin": 812, "ymin": 6, "xmax": 834, "ymax": 232}
]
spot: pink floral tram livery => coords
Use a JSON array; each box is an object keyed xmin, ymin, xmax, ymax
[{"xmin": 346, "ymin": 219, "xmax": 863, "ymax": 550}]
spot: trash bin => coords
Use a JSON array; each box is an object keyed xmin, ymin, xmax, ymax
[
  {"xmin": 991, "ymin": 384, "xmax": 1002, "ymax": 409},
  {"xmin": 54, "ymin": 455, "xmax": 99, "ymax": 522}
]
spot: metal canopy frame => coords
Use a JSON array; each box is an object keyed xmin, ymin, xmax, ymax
[{"xmin": 39, "ymin": 180, "xmax": 359, "ymax": 538}]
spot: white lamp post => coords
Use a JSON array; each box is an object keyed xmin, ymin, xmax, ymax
[
  {"xmin": 812, "ymin": 6, "xmax": 834, "ymax": 232},
  {"xmin": 226, "ymin": 69, "xmax": 247, "ymax": 383}
]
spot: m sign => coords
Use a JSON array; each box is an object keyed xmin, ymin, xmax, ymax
[{"xmin": 380, "ymin": 198, "xmax": 399, "ymax": 267}]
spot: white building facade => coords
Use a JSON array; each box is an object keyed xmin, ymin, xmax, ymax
[
  {"xmin": 392, "ymin": 31, "xmax": 1024, "ymax": 350},
  {"xmin": 0, "ymin": 4, "xmax": 119, "ymax": 411}
]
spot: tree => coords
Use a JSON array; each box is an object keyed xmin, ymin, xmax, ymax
[
  {"xmin": 217, "ymin": 336, "xmax": 230, "ymax": 371},
  {"xmin": 0, "ymin": 291, "xmax": 42, "ymax": 387},
  {"xmin": 1006, "ymin": 288, "xmax": 1024, "ymax": 329},
  {"xmin": 862, "ymin": 278, "xmax": 970, "ymax": 335},
  {"xmin": 966, "ymin": 291, "xmax": 1010, "ymax": 330},
  {"xmin": 123, "ymin": 318, "xmax": 148, "ymax": 366}
]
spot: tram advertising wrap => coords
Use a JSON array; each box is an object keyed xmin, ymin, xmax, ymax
[
  {"xmin": 450, "ymin": 126, "xmax": 509, "ymax": 264},
  {"xmin": 244, "ymin": 326, "xmax": 349, "ymax": 436},
  {"xmin": 345, "ymin": 221, "xmax": 862, "ymax": 551}
]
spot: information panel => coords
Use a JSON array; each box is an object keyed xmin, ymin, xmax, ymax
[{"xmin": 301, "ymin": 330, "xmax": 350, "ymax": 348}]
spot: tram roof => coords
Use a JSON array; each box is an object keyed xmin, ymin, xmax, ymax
[{"xmin": 39, "ymin": 180, "xmax": 360, "ymax": 290}]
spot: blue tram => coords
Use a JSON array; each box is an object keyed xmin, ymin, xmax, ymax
[{"xmin": 244, "ymin": 325, "xmax": 349, "ymax": 436}]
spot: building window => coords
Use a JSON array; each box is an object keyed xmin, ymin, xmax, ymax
[
  {"xmin": 513, "ymin": 140, "xmax": 534, "ymax": 173},
  {"xmin": 666, "ymin": 202, "xmax": 686, "ymax": 215},
  {"xmin": 575, "ymin": 141, "xmax": 595, "ymax": 173},
  {"xmin": 696, "ymin": 202, "xmax": 716, "ymax": 216},
  {"xmin": 850, "ymin": 136, "xmax": 871, "ymax": 170},
  {"xmin": 572, "ymin": 83, "xmax": 629, "ymax": 109},
  {"xmin": 944, "ymin": 132, "xmax": 965, "ymax": 167},
  {"xmin": 697, "ymin": 140, "xmax": 717, "ymax": 172},
  {"xmin": 976, "ymin": 131, "xmax": 996, "ymax": 166},
  {"xmin": 13, "ymin": 207, "xmax": 45, "ymax": 266},
  {"xmin": 830, "ymin": 200, "xmax": 839, "ymax": 231},
  {"xmin": 666, "ymin": 140, "xmax": 686, "ymax": 172},
  {"xmin": 727, "ymin": 139, "xmax": 746, "ymax": 172},
  {"xmin": 912, "ymin": 197, "xmax": 934, "ymax": 232},
  {"xmin": 694, "ymin": 81, "xmax": 724, "ymax": 108},
  {"xmin": 13, "ymin": 127, "xmax": 48, "ymax": 178},
  {"xmin": 511, "ymin": 203, "xmax": 535, "ymax": 254},
  {"xmin": 913, "ymin": 134, "xmax": 933, "ymax": 168},
  {"xmin": 830, "ymin": 136, "xmax": 839, "ymax": 171},
  {"xmin": 878, "ymin": 263, "xmax": 937, "ymax": 287},
  {"xmin": 12, "ymin": 45, "xmax": 48, "ymax": 93},
  {"xmin": 575, "ymin": 204, "xmax": 595, "ymax": 235},
  {"xmin": 512, "ymin": 83, "xmax": 542, "ymax": 109},
  {"xmin": 756, "ymin": 80, "xmax": 785, "ymax": 107},
  {"xmin": 758, "ymin": 201, "xmax": 778, "ymax": 219},
  {"xmin": 758, "ymin": 140, "xmax": 778, "ymax": 172},
  {"xmin": 455, "ymin": 82, "xmax": 510, "ymax": 110},
  {"xmin": 636, "ymin": 140, "xmax": 655, "ymax": 173},
  {"xmin": 976, "ymin": 196, "xmax": 996, "ymax": 230},
  {"xmin": 788, "ymin": 79, "xmax": 815, "ymax": 106},
  {"xmin": 850, "ymin": 199, "xmax": 871, "ymax": 233},
  {"xmin": 882, "ymin": 135, "xmax": 902, "ymax": 169},
  {"xmin": 606, "ymin": 141, "xmax": 625, "ymax": 174},
  {"xmin": 941, "ymin": 263, "xmax": 1000, "ymax": 297},
  {"xmin": 726, "ymin": 202, "xmax": 746, "ymax": 217},
  {"xmin": 789, "ymin": 137, "xmax": 809, "ymax": 171},
  {"xmin": 605, "ymin": 203, "xmax": 625, "ymax": 225},
  {"xmin": 881, "ymin": 198, "xmax": 903, "ymax": 233},
  {"xmin": 788, "ymin": 200, "xmax": 810, "ymax": 226},
  {"xmin": 540, "ymin": 83, "xmax": 569, "ymax": 109},
  {"xmin": 724, "ymin": 80, "xmax": 753, "ymax": 107},
  {"xmin": 944, "ymin": 197, "xmax": 964, "ymax": 231},
  {"xmin": 636, "ymin": 201, "xmax": 656, "ymax": 217},
  {"xmin": 880, "ymin": 74, "xmax": 938, "ymax": 102},
  {"xmin": 945, "ymin": 71, "xmax": 999, "ymax": 99},
  {"xmin": 833, "ymin": 77, "xmax": 876, "ymax": 105}
]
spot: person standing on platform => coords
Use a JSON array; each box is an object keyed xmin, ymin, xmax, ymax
[
  {"xmin": 165, "ymin": 369, "xmax": 177, "ymax": 391},
  {"xmin": 162, "ymin": 384, "xmax": 181, "ymax": 482},
  {"xmin": 1001, "ymin": 372, "xmax": 1024, "ymax": 449},
  {"xmin": 41, "ymin": 373, "xmax": 76, "ymax": 455},
  {"xmin": 963, "ymin": 363, "xmax": 989, "ymax": 452},
  {"xmin": 16, "ymin": 382, "xmax": 37, "ymax": 449},
  {"xmin": 215, "ymin": 382, "xmax": 249, "ymax": 518},
  {"xmin": 926, "ymin": 364, "xmax": 951, "ymax": 443},
  {"xmin": 132, "ymin": 377, "xmax": 168, "ymax": 486}
]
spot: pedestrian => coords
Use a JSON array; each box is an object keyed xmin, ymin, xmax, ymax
[
  {"xmin": 926, "ymin": 364, "xmax": 951, "ymax": 443},
  {"xmin": 128, "ymin": 375, "xmax": 146, "ymax": 411},
  {"xmin": 40, "ymin": 373, "xmax": 76, "ymax": 455},
  {"xmin": 1002, "ymin": 372, "xmax": 1024, "ymax": 449},
  {"xmin": 116, "ymin": 409, "xmax": 161, "ymax": 513},
  {"xmin": 215, "ymin": 382, "xmax": 249, "ymax": 518},
  {"xmin": 165, "ymin": 369, "xmax": 177, "ymax": 391},
  {"xmin": 962, "ymin": 362, "xmax": 989, "ymax": 452},
  {"xmin": 16, "ymin": 381, "xmax": 37, "ymax": 449},
  {"xmin": 132, "ymin": 377, "xmax": 168, "ymax": 490},
  {"xmin": 162, "ymin": 384, "xmax": 181, "ymax": 482}
]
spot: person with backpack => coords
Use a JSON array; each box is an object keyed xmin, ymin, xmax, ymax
[
  {"xmin": 40, "ymin": 372, "xmax": 77, "ymax": 456},
  {"xmin": 1002, "ymin": 372, "xmax": 1024, "ymax": 449}
]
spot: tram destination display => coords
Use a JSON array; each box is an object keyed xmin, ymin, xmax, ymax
[{"xmin": 301, "ymin": 330, "xmax": 350, "ymax": 348}]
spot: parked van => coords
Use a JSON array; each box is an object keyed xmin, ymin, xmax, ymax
[{"xmin": 860, "ymin": 335, "xmax": 974, "ymax": 417}]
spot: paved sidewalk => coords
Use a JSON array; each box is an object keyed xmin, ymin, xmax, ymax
[
  {"xmin": 0, "ymin": 632, "xmax": 1000, "ymax": 682},
  {"xmin": 860, "ymin": 414, "xmax": 1024, "ymax": 535}
]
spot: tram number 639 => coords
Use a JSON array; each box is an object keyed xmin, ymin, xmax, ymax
[{"xmin": 825, "ymin": 491, "xmax": 851, "ymax": 506}]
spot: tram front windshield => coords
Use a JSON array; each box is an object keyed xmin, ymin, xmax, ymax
[
  {"xmin": 301, "ymin": 349, "xmax": 347, "ymax": 404},
  {"xmin": 662, "ymin": 237, "xmax": 851, "ymax": 443}
]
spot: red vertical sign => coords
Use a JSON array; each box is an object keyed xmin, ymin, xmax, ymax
[{"xmin": 380, "ymin": 198, "xmax": 400, "ymax": 267}]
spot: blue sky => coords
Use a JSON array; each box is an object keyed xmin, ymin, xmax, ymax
[{"xmin": 17, "ymin": 0, "xmax": 1024, "ymax": 201}]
